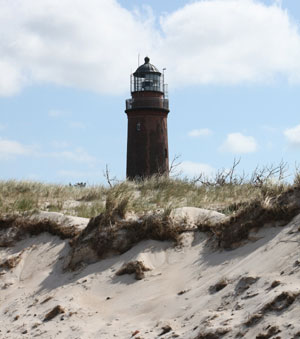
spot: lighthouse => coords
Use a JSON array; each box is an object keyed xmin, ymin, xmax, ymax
[{"xmin": 125, "ymin": 57, "xmax": 170, "ymax": 179}]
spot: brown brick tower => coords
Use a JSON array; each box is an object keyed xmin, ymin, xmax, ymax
[{"xmin": 125, "ymin": 57, "xmax": 169, "ymax": 179}]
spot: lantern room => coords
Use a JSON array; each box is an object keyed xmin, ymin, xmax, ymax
[{"xmin": 130, "ymin": 57, "xmax": 168, "ymax": 95}]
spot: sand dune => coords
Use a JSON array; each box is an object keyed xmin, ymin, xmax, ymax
[{"xmin": 1, "ymin": 209, "xmax": 300, "ymax": 338}]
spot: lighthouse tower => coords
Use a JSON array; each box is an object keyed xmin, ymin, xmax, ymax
[{"xmin": 125, "ymin": 57, "xmax": 170, "ymax": 179}]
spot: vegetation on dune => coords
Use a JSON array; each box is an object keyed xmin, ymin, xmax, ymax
[
  {"xmin": 116, "ymin": 260, "xmax": 151, "ymax": 280},
  {"xmin": 0, "ymin": 180, "xmax": 107, "ymax": 217},
  {"xmin": 209, "ymin": 185, "xmax": 300, "ymax": 249},
  {"xmin": 0, "ymin": 215, "xmax": 79, "ymax": 247},
  {"xmin": 2, "ymin": 160, "xmax": 300, "ymax": 257},
  {"xmin": 66, "ymin": 211, "xmax": 182, "ymax": 270},
  {"xmin": 0, "ymin": 160, "xmax": 295, "ymax": 218}
]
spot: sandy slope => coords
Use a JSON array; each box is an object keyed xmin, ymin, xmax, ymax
[{"xmin": 1, "ymin": 211, "xmax": 300, "ymax": 339}]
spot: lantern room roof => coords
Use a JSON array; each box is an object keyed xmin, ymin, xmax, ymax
[{"xmin": 133, "ymin": 57, "xmax": 161, "ymax": 77}]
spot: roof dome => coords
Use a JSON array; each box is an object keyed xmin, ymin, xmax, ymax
[{"xmin": 133, "ymin": 57, "xmax": 161, "ymax": 77}]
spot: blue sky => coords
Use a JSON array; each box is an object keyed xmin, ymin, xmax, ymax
[{"xmin": 1, "ymin": 0, "xmax": 300, "ymax": 184}]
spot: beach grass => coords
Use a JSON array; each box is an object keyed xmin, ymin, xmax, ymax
[{"xmin": 0, "ymin": 169, "xmax": 293, "ymax": 218}]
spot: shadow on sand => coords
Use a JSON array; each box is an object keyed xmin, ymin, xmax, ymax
[{"xmin": 36, "ymin": 236, "xmax": 173, "ymax": 291}]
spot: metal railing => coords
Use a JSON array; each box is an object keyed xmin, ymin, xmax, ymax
[{"xmin": 126, "ymin": 98, "xmax": 169, "ymax": 110}]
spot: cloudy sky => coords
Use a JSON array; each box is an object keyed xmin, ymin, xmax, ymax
[{"xmin": 1, "ymin": 0, "xmax": 300, "ymax": 183}]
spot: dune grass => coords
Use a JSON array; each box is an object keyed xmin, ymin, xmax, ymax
[
  {"xmin": 0, "ymin": 174, "xmax": 292, "ymax": 219},
  {"xmin": 0, "ymin": 180, "xmax": 107, "ymax": 217}
]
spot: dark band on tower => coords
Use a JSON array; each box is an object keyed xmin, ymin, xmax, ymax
[{"xmin": 125, "ymin": 57, "xmax": 170, "ymax": 179}]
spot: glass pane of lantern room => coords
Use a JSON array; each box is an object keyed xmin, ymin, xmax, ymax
[
  {"xmin": 152, "ymin": 74, "xmax": 161, "ymax": 91},
  {"xmin": 134, "ymin": 76, "xmax": 142, "ymax": 92},
  {"xmin": 142, "ymin": 74, "xmax": 153, "ymax": 91}
]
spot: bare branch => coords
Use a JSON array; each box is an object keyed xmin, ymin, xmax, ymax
[
  {"xmin": 169, "ymin": 154, "xmax": 182, "ymax": 177},
  {"xmin": 250, "ymin": 161, "xmax": 289, "ymax": 187},
  {"xmin": 229, "ymin": 157, "xmax": 241, "ymax": 184},
  {"xmin": 103, "ymin": 164, "xmax": 117, "ymax": 188}
]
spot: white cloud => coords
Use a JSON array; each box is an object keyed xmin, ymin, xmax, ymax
[
  {"xmin": 0, "ymin": 0, "xmax": 300, "ymax": 96},
  {"xmin": 160, "ymin": 0, "xmax": 300, "ymax": 86},
  {"xmin": 188, "ymin": 128, "xmax": 212, "ymax": 137},
  {"xmin": 0, "ymin": 138, "xmax": 35, "ymax": 159},
  {"xmin": 0, "ymin": 61, "xmax": 24, "ymax": 96},
  {"xmin": 220, "ymin": 132, "xmax": 258, "ymax": 154},
  {"xmin": 50, "ymin": 147, "xmax": 96, "ymax": 164},
  {"xmin": 178, "ymin": 161, "xmax": 215, "ymax": 177},
  {"xmin": 0, "ymin": 136, "xmax": 96, "ymax": 165},
  {"xmin": 0, "ymin": 0, "xmax": 156, "ymax": 96},
  {"xmin": 284, "ymin": 124, "xmax": 300, "ymax": 146}
]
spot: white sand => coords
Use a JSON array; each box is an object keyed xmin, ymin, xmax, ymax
[
  {"xmin": 30, "ymin": 211, "xmax": 89, "ymax": 231},
  {"xmin": 1, "ymin": 210, "xmax": 300, "ymax": 338},
  {"xmin": 170, "ymin": 207, "xmax": 227, "ymax": 227}
]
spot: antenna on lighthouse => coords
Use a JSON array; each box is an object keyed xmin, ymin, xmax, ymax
[
  {"xmin": 163, "ymin": 68, "xmax": 167, "ymax": 97},
  {"xmin": 138, "ymin": 53, "xmax": 140, "ymax": 67}
]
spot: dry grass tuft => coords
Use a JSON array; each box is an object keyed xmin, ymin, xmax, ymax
[
  {"xmin": 198, "ymin": 186, "xmax": 300, "ymax": 249},
  {"xmin": 40, "ymin": 296, "xmax": 53, "ymax": 304},
  {"xmin": 256, "ymin": 326, "xmax": 281, "ymax": 339},
  {"xmin": 104, "ymin": 182, "xmax": 134, "ymax": 220},
  {"xmin": 244, "ymin": 313, "xmax": 264, "ymax": 327},
  {"xmin": 244, "ymin": 291, "xmax": 300, "ymax": 328},
  {"xmin": 292, "ymin": 331, "xmax": 300, "ymax": 339},
  {"xmin": 262, "ymin": 291, "xmax": 300, "ymax": 313},
  {"xmin": 209, "ymin": 278, "xmax": 228, "ymax": 294},
  {"xmin": 67, "ymin": 212, "xmax": 182, "ymax": 270},
  {"xmin": 122, "ymin": 214, "xmax": 182, "ymax": 244},
  {"xmin": 43, "ymin": 305, "xmax": 65, "ymax": 322},
  {"xmin": 195, "ymin": 328, "xmax": 230, "ymax": 338},
  {"xmin": 270, "ymin": 280, "xmax": 281, "ymax": 289},
  {"xmin": 116, "ymin": 260, "xmax": 150, "ymax": 280},
  {"xmin": 0, "ymin": 251, "xmax": 23, "ymax": 269},
  {"xmin": 0, "ymin": 215, "xmax": 79, "ymax": 247},
  {"xmin": 235, "ymin": 276, "xmax": 259, "ymax": 296}
]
